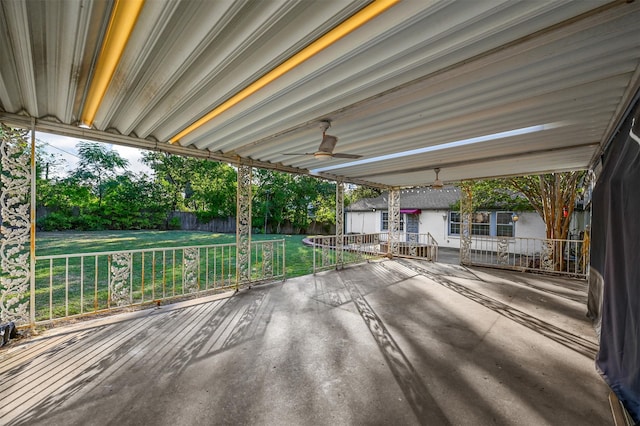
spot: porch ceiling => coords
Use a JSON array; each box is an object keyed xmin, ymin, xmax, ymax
[{"xmin": 1, "ymin": 0, "xmax": 639, "ymax": 188}]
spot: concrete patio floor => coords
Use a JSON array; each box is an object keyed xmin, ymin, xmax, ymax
[{"xmin": 0, "ymin": 259, "xmax": 610, "ymax": 425}]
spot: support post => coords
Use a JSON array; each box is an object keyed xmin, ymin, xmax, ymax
[
  {"xmin": 460, "ymin": 181, "xmax": 473, "ymax": 265},
  {"xmin": 30, "ymin": 121, "xmax": 36, "ymax": 326},
  {"xmin": 236, "ymin": 164, "xmax": 252, "ymax": 288},
  {"xmin": 335, "ymin": 181, "xmax": 344, "ymax": 268},
  {"xmin": 0, "ymin": 124, "xmax": 32, "ymax": 325},
  {"xmin": 388, "ymin": 187, "xmax": 400, "ymax": 257}
]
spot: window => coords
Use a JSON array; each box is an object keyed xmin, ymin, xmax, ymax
[
  {"xmin": 471, "ymin": 212, "xmax": 490, "ymax": 236},
  {"xmin": 449, "ymin": 212, "xmax": 461, "ymax": 235},
  {"xmin": 449, "ymin": 211, "xmax": 514, "ymax": 237},
  {"xmin": 496, "ymin": 212, "xmax": 515, "ymax": 237},
  {"xmin": 381, "ymin": 212, "xmax": 403, "ymax": 231}
]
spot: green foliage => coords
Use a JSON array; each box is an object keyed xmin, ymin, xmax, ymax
[
  {"xmin": 167, "ymin": 217, "xmax": 181, "ymax": 230},
  {"xmin": 507, "ymin": 171, "xmax": 586, "ymax": 239},
  {"xmin": 454, "ymin": 172, "xmax": 586, "ymax": 240},
  {"xmin": 37, "ymin": 212, "xmax": 73, "ymax": 231},
  {"xmin": 195, "ymin": 210, "xmax": 218, "ymax": 224},
  {"xmin": 36, "ymin": 231, "xmax": 315, "ymax": 278},
  {"xmin": 35, "ymin": 140, "xmax": 334, "ymax": 233},
  {"xmin": 346, "ymin": 185, "xmax": 382, "ymax": 206},
  {"xmin": 141, "ymin": 152, "xmax": 237, "ymax": 216},
  {"xmin": 71, "ymin": 142, "xmax": 129, "ymax": 207},
  {"xmin": 451, "ymin": 179, "xmax": 533, "ymax": 211},
  {"xmin": 252, "ymin": 170, "xmax": 335, "ymax": 233}
]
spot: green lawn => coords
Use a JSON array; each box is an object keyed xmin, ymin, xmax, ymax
[
  {"xmin": 33, "ymin": 230, "xmax": 374, "ymax": 322},
  {"xmin": 36, "ymin": 230, "xmax": 315, "ymax": 278},
  {"xmin": 32, "ymin": 230, "xmax": 318, "ymax": 321}
]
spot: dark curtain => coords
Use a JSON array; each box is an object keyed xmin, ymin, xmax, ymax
[{"xmin": 589, "ymin": 101, "xmax": 640, "ymax": 422}]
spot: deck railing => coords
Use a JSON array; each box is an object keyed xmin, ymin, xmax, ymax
[
  {"xmin": 34, "ymin": 239, "xmax": 285, "ymax": 324},
  {"xmin": 468, "ymin": 236, "xmax": 588, "ymax": 278},
  {"xmin": 381, "ymin": 232, "xmax": 439, "ymax": 262},
  {"xmin": 310, "ymin": 232, "xmax": 438, "ymax": 273}
]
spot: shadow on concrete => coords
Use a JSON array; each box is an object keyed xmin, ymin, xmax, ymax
[{"xmin": 0, "ymin": 259, "xmax": 610, "ymax": 426}]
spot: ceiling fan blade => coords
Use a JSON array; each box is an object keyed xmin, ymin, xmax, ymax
[
  {"xmin": 318, "ymin": 134, "xmax": 338, "ymax": 153},
  {"xmin": 281, "ymin": 153, "xmax": 314, "ymax": 156},
  {"xmin": 332, "ymin": 153, "xmax": 362, "ymax": 159}
]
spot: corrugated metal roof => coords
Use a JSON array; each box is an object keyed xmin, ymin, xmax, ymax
[{"xmin": 1, "ymin": 0, "xmax": 639, "ymax": 188}]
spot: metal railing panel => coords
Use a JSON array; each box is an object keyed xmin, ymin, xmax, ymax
[
  {"xmin": 311, "ymin": 232, "xmax": 438, "ymax": 274},
  {"xmin": 34, "ymin": 240, "xmax": 285, "ymax": 324},
  {"xmin": 468, "ymin": 236, "xmax": 589, "ymax": 278}
]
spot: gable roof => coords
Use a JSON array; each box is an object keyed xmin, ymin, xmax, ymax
[{"xmin": 347, "ymin": 186, "xmax": 460, "ymax": 211}]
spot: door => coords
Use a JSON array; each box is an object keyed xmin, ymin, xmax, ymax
[{"xmin": 406, "ymin": 214, "xmax": 419, "ymax": 241}]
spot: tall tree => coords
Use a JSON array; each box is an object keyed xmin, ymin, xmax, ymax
[
  {"xmin": 507, "ymin": 172, "xmax": 585, "ymax": 240},
  {"xmin": 71, "ymin": 141, "xmax": 128, "ymax": 207},
  {"xmin": 458, "ymin": 171, "xmax": 586, "ymax": 241},
  {"xmin": 252, "ymin": 170, "xmax": 336, "ymax": 233},
  {"xmin": 346, "ymin": 185, "xmax": 382, "ymax": 205},
  {"xmin": 141, "ymin": 152, "xmax": 237, "ymax": 217}
]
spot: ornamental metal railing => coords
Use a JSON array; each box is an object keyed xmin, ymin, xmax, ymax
[
  {"xmin": 310, "ymin": 232, "xmax": 438, "ymax": 273},
  {"xmin": 468, "ymin": 236, "xmax": 589, "ymax": 278},
  {"xmin": 33, "ymin": 239, "xmax": 285, "ymax": 324}
]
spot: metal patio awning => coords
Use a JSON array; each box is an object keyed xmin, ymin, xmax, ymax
[{"xmin": 1, "ymin": 0, "xmax": 639, "ymax": 188}]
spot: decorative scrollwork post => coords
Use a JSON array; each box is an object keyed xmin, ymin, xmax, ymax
[
  {"xmin": 336, "ymin": 181, "xmax": 344, "ymax": 268},
  {"xmin": 183, "ymin": 247, "xmax": 200, "ymax": 293},
  {"xmin": 236, "ymin": 165, "xmax": 252, "ymax": 286},
  {"xmin": 388, "ymin": 187, "xmax": 400, "ymax": 257},
  {"xmin": 322, "ymin": 241, "xmax": 330, "ymax": 267},
  {"xmin": 460, "ymin": 181, "xmax": 473, "ymax": 265},
  {"xmin": 541, "ymin": 240, "xmax": 555, "ymax": 271},
  {"xmin": 0, "ymin": 124, "xmax": 31, "ymax": 324},
  {"xmin": 109, "ymin": 253, "xmax": 132, "ymax": 307},
  {"xmin": 408, "ymin": 232, "xmax": 418, "ymax": 257},
  {"xmin": 497, "ymin": 238, "xmax": 509, "ymax": 265},
  {"xmin": 262, "ymin": 242, "xmax": 273, "ymax": 278}
]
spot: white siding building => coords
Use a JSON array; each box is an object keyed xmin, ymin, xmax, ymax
[{"xmin": 345, "ymin": 187, "xmax": 546, "ymax": 249}]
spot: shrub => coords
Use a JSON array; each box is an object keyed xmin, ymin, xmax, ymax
[
  {"xmin": 167, "ymin": 216, "xmax": 181, "ymax": 230},
  {"xmin": 37, "ymin": 211, "xmax": 73, "ymax": 231}
]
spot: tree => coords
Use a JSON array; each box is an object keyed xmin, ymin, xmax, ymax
[
  {"xmin": 345, "ymin": 185, "xmax": 382, "ymax": 206},
  {"xmin": 450, "ymin": 180, "xmax": 532, "ymax": 212},
  {"xmin": 252, "ymin": 170, "xmax": 336, "ymax": 233},
  {"xmin": 507, "ymin": 172, "xmax": 585, "ymax": 240},
  {"xmin": 457, "ymin": 171, "xmax": 586, "ymax": 241},
  {"xmin": 141, "ymin": 152, "xmax": 237, "ymax": 218},
  {"xmin": 101, "ymin": 174, "xmax": 171, "ymax": 230},
  {"xmin": 71, "ymin": 142, "xmax": 129, "ymax": 207}
]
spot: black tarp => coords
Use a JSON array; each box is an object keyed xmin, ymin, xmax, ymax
[{"xmin": 589, "ymin": 100, "xmax": 640, "ymax": 422}]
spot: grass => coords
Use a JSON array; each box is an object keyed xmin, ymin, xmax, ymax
[
  {"xmin": 32, "ymin": 231, "xmax": 318, "ymax": 321},
  {"xmin": 33, "ymin": 230, "xmax": 375, "ymax": 322},
  {"xmin": 37, "ymin": 230, "xmax": 315, "ymax": 277}
]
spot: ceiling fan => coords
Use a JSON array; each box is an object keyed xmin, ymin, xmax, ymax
[{"xmin": 282, "ymin": 121, "xmax": 362, "ymax": 161}]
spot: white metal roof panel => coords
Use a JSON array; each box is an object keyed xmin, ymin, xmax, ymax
[{"xmin": 1, "ymin": 0, "xmax": 639, "ymax": 188}]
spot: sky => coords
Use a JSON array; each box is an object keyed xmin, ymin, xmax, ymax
[{"xmin": 37, "ymin": 131, "xmax": 152, "ymax": 177}]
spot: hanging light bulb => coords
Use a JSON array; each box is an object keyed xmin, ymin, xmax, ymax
[{"xmin": 432, "ymin": 168, "xmax": 444, "ymax": 189}]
